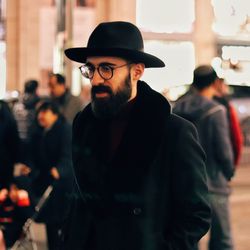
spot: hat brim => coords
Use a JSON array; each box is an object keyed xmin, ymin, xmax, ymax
[{"xmin": 64, "ymin": 47, "xmax": 165, "ymax": 68}]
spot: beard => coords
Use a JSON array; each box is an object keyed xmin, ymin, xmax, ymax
[{"xmin": 91, "ymin": 75, "xmax": 132, "ymax": 119}]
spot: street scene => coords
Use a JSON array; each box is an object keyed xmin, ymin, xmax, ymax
[
  {"xmin": 31, "ymin": 151, "xmax": 250, "ymax": 250},
  {"xmin": 1, "ymin": 1, "xmax": 250, "ymax": 250}
]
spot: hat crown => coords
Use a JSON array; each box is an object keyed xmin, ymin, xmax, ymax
[
  {"xmin": 87, "ymin": 21, "xmax": 144, "ymax": 52},
  {"xmin": 64, "ymin": 21, "xmax": 165, "ymax": 68}
]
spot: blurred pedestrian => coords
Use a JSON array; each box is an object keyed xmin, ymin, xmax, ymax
[
  {"xmin": 174, "ymin": 65, "xmax": 235, "ymax": 250},
  {"xmin": 214, "ymin": 78, "xmax": 243, "ymax": 167},
  {"xmin": 0, "ymin": 100, "xmax": 20, "ymax": 189},
  {"xmin": 48, "ymin": 73, "xmax": 82, "ymax": 123},
  {"xmin": 12, "ymin": 79, "xmax": 40, "ymax": 164},
  {"xmin": 62, "ymin": 21, "xmax": 211, "ymax": 250},
  {"xmin": 28, "ymin": 100, "xmax": 73, "ymax": 250},
  {"xmin": 0, "ymin": 178, "xmax": 33, "ymax": 248}
]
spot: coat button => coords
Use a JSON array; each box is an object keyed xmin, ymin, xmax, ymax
[{"xmin": 133, "ymin": 207, "xmax": 142, "ymax": 215}]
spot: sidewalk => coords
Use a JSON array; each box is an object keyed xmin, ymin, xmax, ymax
[{"xmin": 200, "ymin": 165, "xmax": 250, "ymax": 250}]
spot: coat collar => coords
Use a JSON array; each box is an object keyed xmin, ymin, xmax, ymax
[
  {"xmin": 76, "ymin": 81, "xmax": 171, "ymax": 170},
  {"xmin": 110, "ymin": 81, "xmax": 171, "ymax": 170}
]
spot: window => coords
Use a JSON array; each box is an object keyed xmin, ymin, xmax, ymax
[
  {"xmin": 212, "ymin": 0, "xmax": 250, "ymax": 36},
  {"xmin": 136, "ymin": 0, "xmax": 195, "ymax": 33},
  {"xmin": 141, "ymin": 41, "xmax": 195, "ymax": 92},
  {"xmin": 136, "ymin": 0, "xmax": 195, "ymax": 93}
]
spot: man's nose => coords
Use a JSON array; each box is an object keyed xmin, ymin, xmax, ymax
[{"xmin": 91, "ymin": 69, "xmax": 105, "ymax": 86}]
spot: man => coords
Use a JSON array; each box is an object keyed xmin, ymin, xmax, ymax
[
  {"xmin": 174, "ymin": 65, "xmax": 235, "ymax": 250},
  {"xmin": 48, "ymin": 73, "xmax": 82, "ymax": 123},
  {"xmin": 63, "ymin": 21, "xmax": 211, "ymax": 250}
]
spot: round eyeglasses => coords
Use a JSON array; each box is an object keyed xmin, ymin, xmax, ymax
[{"xmin": 79, "ymin": 63, "xmax": 131, "ymax": 80}]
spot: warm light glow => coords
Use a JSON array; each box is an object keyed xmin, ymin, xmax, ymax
[
  {"xmin": 136, "ymin": 0, "xmax": 195, "ymax": 33},
  {"xmin": 212, "ymin": 46, "xmax": 250, "ymax": 85},
  {"xmin": 71, "ymin": 67, "xmax": 82, "ymax": 96},
  {"xmin": 211, "ymin": 57, "xmax": 224, "ymax": 78}
]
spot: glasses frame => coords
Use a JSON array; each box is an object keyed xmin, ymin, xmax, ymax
[{"xmin": 79, "ymin": 62, "xmax": 132, "ymax": 80}]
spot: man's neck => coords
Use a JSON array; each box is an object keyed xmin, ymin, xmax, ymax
[{"xmin": 199, "ymin": 88, "xmax": 214, "ymax": 100}]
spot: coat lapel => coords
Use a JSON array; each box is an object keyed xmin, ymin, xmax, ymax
[
  {"xmin": 73, "ymin": 81, "xmax": 171, "ymax": 193},
  {"xmin": 107, "ymin": 81, "xmax": 171, "ymax": 189}
]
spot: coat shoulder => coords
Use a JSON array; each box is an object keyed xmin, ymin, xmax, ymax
[{"xmin": 166, "ymin": 113, "xmax": 197, "ymax": 132}]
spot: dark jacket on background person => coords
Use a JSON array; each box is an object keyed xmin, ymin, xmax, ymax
[
  {"xmin": 63, "ymin": 81, "xmax": 211, "ymax": 250},
  {"xmin": 0, "ymin": 100, "xmax": 20, "ymax": 189},
  {"xmin": 214, "ymin": 96, "xmax": 243, "ymax": 166},
  {"xmin": 29, "ymin": 116, "xmax": 73, "ymax": 223},
  {"xmin": 52, "ymin": 89, "xmax": 82, "ymax": 124},
  {"xmin": 173, "ymin": 92, "xmax": 235, "ymax": 195},
  {"xmin": 13, "ymin": 93, "xmax": 40, "ymax": 164},
  {"xmin": 13, "ymin": 93, "xmax": 40, "ymax": 141}
]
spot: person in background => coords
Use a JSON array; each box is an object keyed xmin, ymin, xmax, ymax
[
  {"xmin": 25, "ymin": 100, "xmax": 73, "ymax": 250},
  {"xmin": 0, "ymin": 178, "xmax": 33, "ymax": 249},
  {"xmin": 214, "ymin": 78, "xmax": 243, "ymax": 167},
  {"xmin": 62, "ymin": 21, "xmax": 211, "ymax": 250},
  {"xmin": 12, "ymin": 79, "xmax": 41, "ymax": 165},
  {"xmin": 174, "ymin": 65, "xmax": 235, "ymax": 250},
  {"xmin": 0, "ymin": 100, "xmax": 20, "ymax": 189},
  {"xmin": 28, "ymin": 100, "xmax": 73, "ymax": 250},
  {"xmin": 48, "ymin": 73, "xmax": 82, "ymax": 123}
]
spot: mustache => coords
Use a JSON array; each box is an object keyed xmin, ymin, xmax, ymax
[{"xmin": 91, "ymin": 85, "xmax": 113, "ymax": 95}]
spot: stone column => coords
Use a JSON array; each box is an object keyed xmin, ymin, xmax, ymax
[
  {"xmin": 6, "ymin": 0, "xmax": 19, "ymax": 91},
  {"xmin": 193, "ymin": 0, "xmax": 216, "ymax": 66},
  {"xmin": 6, "ymin": 0, "xmax": 42, "ymax": 91},
  {"xmin": 18, "ymin": 0, "xmax": 40, "ymax": 89},
  {"xmin": 95, "ymin": 0, "xmax": 136, "ymax": 24}
]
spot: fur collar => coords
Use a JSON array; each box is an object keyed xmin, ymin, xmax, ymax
[{"xmin": 73, "ymin": 81, "xmax": 171, "ymax": 189}]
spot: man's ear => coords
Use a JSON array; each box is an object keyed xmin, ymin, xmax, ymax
[{"xmin": 131, "ymin": 63, "xmax": 145, "ymax": 80}]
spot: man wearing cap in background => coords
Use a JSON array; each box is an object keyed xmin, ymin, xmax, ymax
[
  {"xmin": 63, "ymin": 21, "xmax": 211, "ymax": 250},
  {"xmin": 174, "ymin": 65, "xmax": 235, "ymax": 250}
]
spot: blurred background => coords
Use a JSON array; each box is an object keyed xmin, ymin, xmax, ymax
[
  {"xmin": 1, "ymin": 0, "xmax": 250, "ymax": 95},
  {"xmin": 2, "ymin": 0, "xmax": 250, "ymax": 159},
  {"xmin": 1, "ymin": 1, "xmax": 250, "ymax": 249}
]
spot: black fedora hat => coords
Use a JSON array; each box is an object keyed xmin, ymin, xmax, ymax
[{"xmin": 65, "ymin": 21, "xmax": 165, "ymax": 68}]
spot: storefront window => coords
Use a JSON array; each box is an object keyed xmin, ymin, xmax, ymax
[
  {"xmin": 211, "ymin": 1, "xmax": 250, "ymax": 85},
  {"xmin": 141, "ymin": 41, "xmax": 195, "ymax": 93},
  {"xmin": 136, "ymin": 0, "xmax": 195, "ymax": 94},
  {"xmin": 212, "ymin": 0, "xmax": 250, "ymax": 36},
  {"xmin": 136, "ymin": 0, "xmax": 195, "ymax": 33},
  {"xmin": 212, "ymin": 46, "xmax": 250, "ymax": 85}
]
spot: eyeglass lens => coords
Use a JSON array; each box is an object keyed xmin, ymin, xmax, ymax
[{"xmin": 80, "ymin": 64, "xmax": 113, "ymax": 80}]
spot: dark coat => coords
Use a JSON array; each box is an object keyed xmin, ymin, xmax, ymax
[
  {"xmin": 30, "ymin": 117, "xmax": 74, "ymax": 223},
  {"xmin": 173, "ymin": 92, "xmax": 234, "ymax": 195},
  {"xmin": 0, "ymin": 100, "xmax": 20, "ymax": 188},
  {"xmin": 53, "ymin": 89, "xmax": 82, "ymax": 124},
  {"xmin": 63, "ymin": 81, "xmax": 211, "ymax": 250}
]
